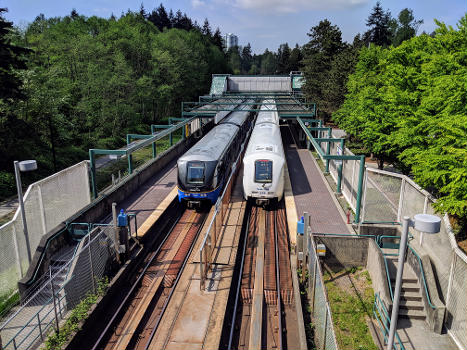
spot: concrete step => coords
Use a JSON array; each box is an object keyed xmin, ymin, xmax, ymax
[
  {"xmin": 402, "ymin": 285, "xmax": 420, "ymax": 293},
  {"xmin": 398, "ymin": 308, "xmax": 426, "ymax": 320},
  {"xmin": 400, "ymin": 293, "xmax": 422, "ymax": 302},
  {"xmin": 399, "ymin": 300, "xmax": 424, "ymax": 311},
  {"xmin": 390, "ymin": 277, "xmax": 418, "ymax": 284}
]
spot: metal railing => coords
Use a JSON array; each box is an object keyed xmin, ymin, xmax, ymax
[
  {"xmin": 407, "ymin": 245, "xmax": 435, "ymax": 309},
  {"xmin": 198, "ymin": 123, "xmax": 252, "ymax": 290},
  {"xmin": 0, "ymin": 227, "xmax": 117, "ymax": 350},
  {"xmin": 374, "ymin": 293, "xmax": 406, "ymax": 350}
]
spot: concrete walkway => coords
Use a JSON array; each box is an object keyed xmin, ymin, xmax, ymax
[{"xmin": 0, "ymin": 197, "xmax": 18, "ymax": 219}]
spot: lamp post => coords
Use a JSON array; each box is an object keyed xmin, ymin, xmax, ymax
[
  {"xmin": 386, "ymin": 214, "xmax": 441, "ymax": 350},
  {"xmin": 14, "ymin": 160, "xmax": 38, "ymax": 263}
]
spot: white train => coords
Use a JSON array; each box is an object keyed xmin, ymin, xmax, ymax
[{"xmin": 242, "ymin": 99, "xmax": 285, "ymax": 206}]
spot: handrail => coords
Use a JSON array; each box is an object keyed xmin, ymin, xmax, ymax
[
  {"xmin": 374, "ymin": 292, "xmax": 406, "ymax": 350},
  {"xmin": 407, "ymin": 244, "xmax": 435, "ymax": 309},
  {"xmin": 377, "ymin": 244, "xmax": 395, "ymax": 301}
]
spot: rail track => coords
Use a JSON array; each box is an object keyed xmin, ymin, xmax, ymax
[
  {"xmin": 91, "ymin": 209, "xmax": 207, "ymax": 350},
  {"xmin": 227, "ymin": 202, "xmax": 295, "ymax": 350}
]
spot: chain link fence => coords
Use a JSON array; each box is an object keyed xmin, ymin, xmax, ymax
[
  {"xmin": 306, "ymin": 231, "xmax": 338, "ymax": 350},
  {"xmin": 0, "ymin": 161, "xmax": 91, "ymax": 297},
  {"xmin": 0, "ymin": 226, "xmax": 117, "ymax": 350},
  {"xmin": 320, "ymin": 132, "xmax": 466, "ymax": 349}
]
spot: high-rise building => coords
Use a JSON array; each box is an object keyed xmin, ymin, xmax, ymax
[{"xmin": 224, "ymin": 33, "xmax": 238, "ymax": 50}]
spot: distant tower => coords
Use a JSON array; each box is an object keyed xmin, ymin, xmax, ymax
[{"xmin": 224, "ymin": 33, "xmax": 238, "ymax": 50}]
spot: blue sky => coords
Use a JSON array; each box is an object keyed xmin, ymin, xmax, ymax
[{"xmin": 2, "ymin": 0, "xmax": 466, "ymax": 53}]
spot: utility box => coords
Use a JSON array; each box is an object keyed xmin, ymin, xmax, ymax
[{"xmin": 317, "ymin": 243, "xmax": 326, "ymax": 257}]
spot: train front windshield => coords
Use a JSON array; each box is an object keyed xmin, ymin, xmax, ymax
[
  {"xmin": 255, "ymin": 160, "xmax": 272, "ymax": 183},
  {"xmin": 187, "ymin": 162, "xmax": 205, "ymax": 184}
]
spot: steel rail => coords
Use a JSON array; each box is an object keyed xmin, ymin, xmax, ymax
[
  {"xmin": 142, "ymin": 212, "xmax": 209, "ymax": 350},
  {"xmin": 227, "ymin": 206, "xmax": 253, "ymax": 350},
  {"xmin": 274, "ymin": 210, "xmax": 283, "ymax": 350},
  {"xmin": 90, "ymin": 211, "xmax": 182, "ymax": 350}
]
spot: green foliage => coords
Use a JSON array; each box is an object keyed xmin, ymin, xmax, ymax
[
  {"xmin": 324, "ymin": 270, "xmax": 378, "ymax": 350},
  {"xmin": 0, "ymin": 290, "xmax": 20, "ymax": 318},
  {"xmin": 302, "ymin": 19, "xmax": 359, "ymax": 121},
  {"xmin": 334, "ymin": 15, "xmax": 467, "ymax": 219},
  {"xmin": 390, "ymin": 8, "xmax": 423, "ymax": 47},
  {"xmin": 0, "ymin": 10, "xmax": 228, "ymax": 200},
  {"xmin": 44, "ymin": 277, "xmax": 108, "ymax": 350}
]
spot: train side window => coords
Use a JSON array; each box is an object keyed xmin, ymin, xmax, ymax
[
  {"xmin": 254, "ymin": 160, "xmax": 272, "ymax": 183},
  {"xmin": 187, "ymin": 162, "xmax": 205, "ymax": 184}
]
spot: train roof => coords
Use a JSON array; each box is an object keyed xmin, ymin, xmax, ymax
[
  {"xmin": 255, "ymin": 100, "xmax": 279, "ymax": 126},
  {"xmin": 178, "ymin": 123, "xmax": 239, "ymax": 162},
  {"xmin": 244, "ymin": 122, "xmax": 284, "ymax": 159},
  {"xmin": 219, "ymin": 110, "xmax": 250, "ymax": 127}
]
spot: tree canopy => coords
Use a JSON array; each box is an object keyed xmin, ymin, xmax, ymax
[{"xmin": 333, "ymin": 15, "xmax": 467, "ymax": 218}]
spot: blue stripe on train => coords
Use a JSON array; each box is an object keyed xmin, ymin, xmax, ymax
[{"xmin": 178, "ymin": 185, "xmax": 223, "ymax": 205}]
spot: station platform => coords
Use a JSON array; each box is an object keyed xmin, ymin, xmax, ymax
[
  {"xmin": 106, "ymin": 160, "xmax": 178, "ymax": 234},
  {"xmin": 285, "ymin": 140, "xmax": 353, "ymax": 235}
]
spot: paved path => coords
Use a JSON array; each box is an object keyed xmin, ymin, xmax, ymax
[
  {"xmin": 0, "ymin": 197, "xmax": 18, "ymax": 219},
  {"xmin": 285, "ymin": 139, "xmax": 351, "ymax": 235}
]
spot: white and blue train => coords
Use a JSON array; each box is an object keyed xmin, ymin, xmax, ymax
[
  {"xmin": 177, "ymin": 104, "xmax": 252, "ymax": 208},
  {"xmin": 242, "ymin": 99, "xmax": 285, "ymax": 206}
]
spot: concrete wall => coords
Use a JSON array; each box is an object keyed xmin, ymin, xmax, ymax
[
  {"xmin": 367, "ymin": 238, "xmax": 392, "ymax": 308},
  {"xmin": 407, "ymin": 248, "xmax": 446, "ymax": 333},
  {"xmin": 314, "ymin": 236, "xmax": 368, "ymax": 268},
  {"xmin": 357, "ymin": 224, "xmax": 400, "ymax": 237}
]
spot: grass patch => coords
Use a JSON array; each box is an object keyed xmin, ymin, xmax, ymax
[
  {"xmin": 0, "ymin": 290, "xmax": 20, "ymax": 319},
  {"xmin": 324, "ymin": 268, "xmax": 378, "ymax": 350},
  {"xmin": 298, "ymin": 269, "xmax": 316, "ymax": 349},
  {"xmin": 44, "ymin": 278, "xmax": 109, "ymax": 350}
]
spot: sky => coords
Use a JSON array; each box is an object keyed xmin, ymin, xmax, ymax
[{"xmin": 2, "ymin": 0, "xmax": 466, "ymax": 53}]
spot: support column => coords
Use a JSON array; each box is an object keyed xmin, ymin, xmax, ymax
[
  {"xmin": 336, "ymin": 139, "xmax": 345, "ymax": 194},
  {"xmin": 354, "ymin": 155, "xmax": 366, "ymax": 224}
]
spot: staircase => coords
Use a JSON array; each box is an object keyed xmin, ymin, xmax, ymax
[{"xmin": 383, "ymin": 250, "xmax": 427, "ymax": 321}]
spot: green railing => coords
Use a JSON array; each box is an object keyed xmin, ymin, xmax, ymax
[
  {"xmin": 374, "ymin": 292, "xmax": 406, "ymax": 350},
  {"xmin": 407, "ymin": 245, "xmax": 435, "ymax": 309}
]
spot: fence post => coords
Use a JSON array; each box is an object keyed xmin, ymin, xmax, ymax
[
  {"xmin": 50, "ymin": 267, "xmax": 60, "ymax": 333},
  {"xmin": 12, "ymin": 225, "xmax": 24, "ymax": 278},
  {"xmin": 112, "ymin": 203, "xmax": 121, "ymax": 264},
  {"xmin": 325, "ymin": 128, "xmax": 331, "ymax": 173},
  {"xmin": 336, "ymin": 139, "xmax": 345, "ymax": 194},
  {"xmin": 89, "ymin": 236, "xmax": 96, "ymax": 294},
  {"xmin": 37, "ymin": 185, "xmax": 48, "ymax": 235},
  {"xmin": 89, "ymin": 150, "xmax": 98, "ymax": 199},
  {"xmin": 322, "ymin": 305, "xmax": 328, "ymax": 349},
  {"xmin": 37, "ymin": 313, "xmax": 43, "ymax": 340},
  {"xmin": 397, "ymin": 178, "xmax": 406, "ymax": 222},
  {"xmin": 354, "ymin": 155, "xmax": 366, "ymax": 224}
]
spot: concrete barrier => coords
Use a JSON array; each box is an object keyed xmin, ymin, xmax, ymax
[
  {"xmin": 407, "ymin": 248, "xmax": 446, "ymax": 333},
  {"xmin": 367, "ymin": 238, "xmax": 392, "ymax": 309}
]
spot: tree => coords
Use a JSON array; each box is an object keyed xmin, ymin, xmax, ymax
[
  {"xmin": 302, "ymin": 19, "xmax": 345, "ymax": 120},
  {"xmin": 365, "ymin": 1, "xmax": 393, "ymax": 47},
  {"xmin": 288, "ymin": 44, "xmax": 303, "ymax": 72},
  {"xmin": 260, "ymin": 49, "xmax": 276, "ymax": 74},
  {"xmin": 0, "ymin": 8, "xmax": 30, "ymax": 102},
  {"xmin": 211, "ymin": 27, "xmax": 224, "ymax": 52},
  {"xmin": 277, "ymin": 43, "xmax": 291, "ymax": 74},
  {"xmin": 241, "ymin": 43, "xmax": 252, "ymax": 73},
  {"xmin": 201, "ymin": 18, "xmax": 212, "ymax": 37},
  {"xmin": 334, "ymin": 15, "xmax": 467, "ymax": 221},
  {"xmin": 391, "ymin": 8, "xmax": 423, "ymax": 46}
]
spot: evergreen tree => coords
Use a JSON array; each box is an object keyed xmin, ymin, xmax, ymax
[
  {"xmin": 202, "ymin": 18, "xmax": 212, "ymax": 37},
  {"xmin": 365, "ymin": 1, "xmax": 393, "ymax": 47},
  {"xmin": 288, "ymin": 44, "xmax": 303, "ymax": 72},
  {"xmin": 302, "ymin": 19, "xmax": 345, "ymax": 120},
  {"xmin": 241, "ymin": 43, "xmax": 252, "ymax": 73},
  {"xmin": 0, "ymin": 8, "xmax": 30, "ymax": 101},
  {"xmin": 277, "ymin": 43, "xmax": 291, "ymax": 74},
  {"xmin": 211, "ymin": 27, "xmax": 224, "ymax": 52},
  {"xmin": 391, "ymin": 8, "xmax": 423, "ymax": 46}
]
